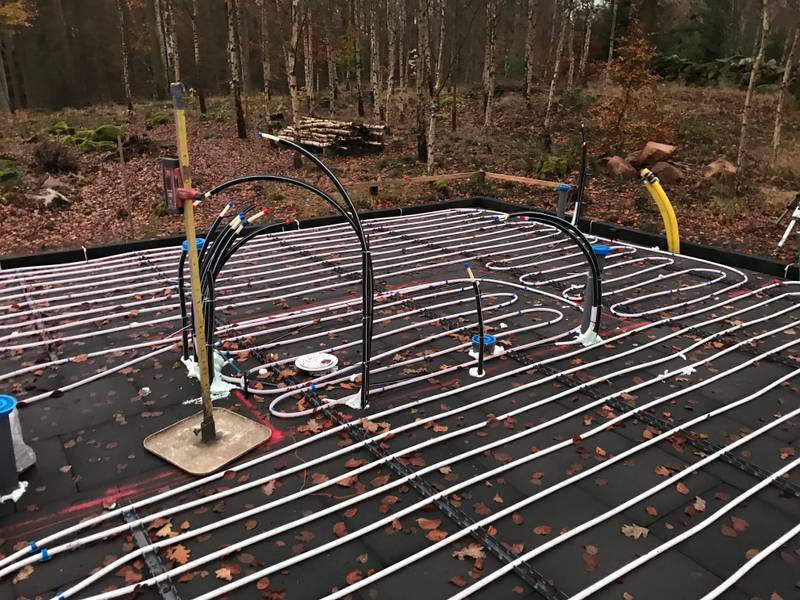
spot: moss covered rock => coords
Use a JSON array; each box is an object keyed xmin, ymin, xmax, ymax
[
  {"xmin": 49, "ymin": 120, "xmax": 73, "ymax": 135},
  {"xmin": 539, "ymin": 155, "xmax": 569, "ymax": 178},
  {"xmin": 92, "ymin": 125, "xmax": 123, "ymax": 143}
]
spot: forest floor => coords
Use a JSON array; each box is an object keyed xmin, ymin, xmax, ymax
[{"xmin": 1, "ymin": 80, "xmax": 800, "ymax": 263}]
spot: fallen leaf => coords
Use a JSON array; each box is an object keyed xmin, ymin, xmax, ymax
[
  {"xmin": 245, "ymin": 520, "xmax": 258, "ymax": 531},
  {"xmin": 215, "ymin": 567, "xmax": 233, "ymax": 581},
  {"xmin": 745, "ymin": 548, "xmax": 760, "ymax": 560},
  {"xmin": 692, "ymin": 496, "xmax": 706, "ymax": 512},
  {"xmin": 452, "ymin": 544, "xmax": 485, "ymax": 561},
  {"xmin": 417, "ymin": 517, "xmax": 441, "ymax": 530},
  {"xmin": 426, "ymin": 529, "xmax": 448, "ymax": 541},
  {"xmin": 533, "ymin": 525, "xmax": 552, "ymax": 535},
  {"xmin": 621, "ymin": 523, "xmax": 649, "ymax": 540},
  {"xmin": 333, "ymin": 521, "xmax": 347, "ymax": 537},
  {"xmin": 166, "ymin": 544, "xmax": 190, "ymax": 565},
  {"xmin": 449, "ymin": 575, "xmax": 467, "ymax": 588},
  {"xmin": 731, "ymin": 516, "xmax": 749, "ymax": 532},
  {"xmin": 256, "ymin": 577, "xmax": 271, "ymax": 590},
  {"xmin": 676, "ymin": 482, "xmax": 689, "ymax": 495},
  {"xmin": 12, "ymin": 564, "xmax": 33, "ymax": 584},
  {"xmin": 345, "ymin": 570, "xmax": 362, "ymax": 585}
]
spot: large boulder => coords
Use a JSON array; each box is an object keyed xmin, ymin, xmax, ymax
[
  {"xmin": 604, "ymin": 156, "xmax": 637, "ymax": 180},
  {"xmin": 634, "ymin": 142, "xmax": 677, "ymax": 167},
  {"xmin": 650, "ymin": 161, "xmax": 683, "ymax": 184},
  {"xmin": 703, "ymin": 159, "xmax": 736, "ymax": 181}
]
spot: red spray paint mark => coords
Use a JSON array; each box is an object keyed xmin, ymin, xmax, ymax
[{"xmin": 233, "ymin": 389, "xmax": 284, "ymax": 444}]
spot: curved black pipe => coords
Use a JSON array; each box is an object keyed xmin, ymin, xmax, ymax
[{"xmin": 506, "ymin": 210, "xmax": 603, "ymax": 335}]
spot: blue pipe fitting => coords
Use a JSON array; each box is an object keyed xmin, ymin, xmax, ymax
[
  {"xmin": 471, "ymin": 334, "xmax": 496, "ymax": 354},
  {"xmin": 0, "ymin": 394, "xmax": 15, "ymax": 417},
  {"xmin": 181, "ymin": 238, "xmax": 205, "ymax": 252},
  {"xmin": 591, "ymin": 244, "xmax": 612, "ymax": 257}
]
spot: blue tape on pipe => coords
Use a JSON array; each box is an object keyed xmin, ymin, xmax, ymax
[
  {"xmin": 0, "ymin": 394, "xmax": 16, "ymax": 417},
  {"xmin": 556, "ymin": 183, "xmax": 572, "ymax": 191}
]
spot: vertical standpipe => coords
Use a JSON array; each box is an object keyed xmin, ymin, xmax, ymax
[
  {"xmin": 581, "ymin": 244, "xmax": 612, "ymax": 335},
  {"xmin": 556, "ymin": 183, "xmax": 572, "ymax": 220},
  {"xmin": 0, "ymin": 395, "xmax": 19, "ymax": 496}
]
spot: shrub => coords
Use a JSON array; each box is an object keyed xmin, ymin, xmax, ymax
[
  {"xmin": 32, "ymin": 141, "xmax": 79, "ymax": 173},
  {"xmin": 146, "ymin": 111, "xmax": 169, "ymax": 128}
]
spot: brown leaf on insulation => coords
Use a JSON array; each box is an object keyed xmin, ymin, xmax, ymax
[
  {"xmin": 426, "ymin": 529, "xmax": 448, "ymax": 541},
  {"xmin": 452, "ymin": 544, "xmax": 485, "ymax": 561},
  {"xmin": 166, "ymin": 544, "xmax": 190, "ymax": 565},
  {"xmin": 416, "ymin": 517, "xmax": 441, "ymax": 530}
]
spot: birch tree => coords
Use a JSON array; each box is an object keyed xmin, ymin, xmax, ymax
[
  {"xmin": 566, "ymin": 1, "xmax": 575, "ymax": 90},
  {"xmin": 771, "ymin": 26, "xmax": 798, "ymax": 169},
  {"xmin": 735, "ymin": 0, "xmax": 770, "ymax": 192},
  {"xmin": 351, "ymin": 0, "xmax": 364, "ymax": 117},
  {"xmin": 282, "ymin": 0, "xmax": 303, "ymax": 127},
  {"xmin": 162, "ymin": 0, "xmax": 180, "ymax": 81},
  {"xmin": 189, "ymin": 0, "xmax": 207, "ymax": 113},
  {"xmin": 304, "ymin": 5, "xmax": 316, "ymax": 114},
  {"xmin": 385, "ymin": 0, "xmax": 398, "ymax": 128},
  {"xmin": 544, "ymin": 0, "xmax": 569, "ymax": 131},
  {"xmin": 398, "ymin": 0, "xmax": 407, "ymax": 89},
  {"xmin": 605, "ymin": 0, "xmax": 617, "ymax": 85},
  {"xmin": 369, "ymin": 1, "xmax": 382, "ymax": 121},
  {"xmin": 427, "ymin": 0, "xmax": 446, "ymax": 174},
  {"xmin": 226, "ymin": 0, "xmax": 247, "ymax": 138},
  {"xmin": 483, "ymin": 0, "xmax": 497, "ymax": 129},
  {"xmin": 524, "ymin": 0, "xmax": 539, "ymax": 101},
  {"xmin": 258, "ymin": 0, "xmax": 271, "ymax": 118},
  {"xmin": 416, "ymin": 0, "xmax": 430, "ymax": 161},
  {"xmin": 116, "ymin": 0, "xmax": 133, "ymax": 112},
  {"xmin": 578, "ymin": 0, "xmax": 595, "ymax": 85}
]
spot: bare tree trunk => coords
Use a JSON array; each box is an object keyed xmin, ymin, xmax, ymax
[
  {"xmin": 190, "ymin": 0, "xmax": 207, "ymax": 113},
  {"xmin": 416, "ymin": 0, "xmax": 430, "ymax": 162},
  {"xmin": 369, "ymin": 2, "xmax": 382, "ymax": 121},
  {"xmin": 427, "ymin": 0, "xmax": 446, "ymax": 175},
  {"xmin": 258, "ymin": 0, "xmax": 271, "ymax": 119},
  {"xmin": 52, "ymin": 0, "xmax": 77, "ymax": 103},
  {"xmin": 545, "ymin": 0, "xmax": 560, "ymax": 79},
  {"xmin": 524, "ymin": 0, "xmax": 539, "ymax": 101},
  {"xmin": 350, "ymin": 0, "xmax": 365, "ymax": 117},
  {"xmin": 385, "ymin": 0, "xmax": 398, "ymax": 128},
  {"xmin": 483, "ymin": 0, "xmax": 497, "ymax": 129},
  {"xmin": 771, "ymin": 26, "xmax": 799, "ymax": 170},
  {"xmin": 735, "ymin": 0, "xmax": 770, "ymax": 192},
  {"xmin": 284, "ymin": 0, "xmax": 303, "ymax": 127},
  {"xmin": 238, "ymin": 3, "xmax": 250, "ymax": 123},
  {"xmin": 226, "ymin": 0, "xmax": 247, "ymax": 138},
  {"xmin": 604, "ymin": 0, "xmax": 617, "ymax": 85},
  {"xmin": 578, "ymin": 0, "xmax": 594, "ymax": 85},
  {"xmin": 566, "ymin": 1, "xmax": 575, "ymax": 90},
  {"xmin": 325, "ymin": 29, "xmax": 337, "ymax": 115},
  {"xmin": 304, "ymin": 6, "xmax": 316, "ymax": 114},
  {"xmin": 116, "ymin": 0, "xmax": 134, "ymax": 112},
  {"xmin": 0, "ymin": 39, "xmax": 10, "ymax": 115},
  {"xmin": 398, "ymin": 0, "xmax": 407, "ymax": 89},
  {"xmin": 162, "ymin": 0, "xmax": 180, "ymax": 81},
  {"xmin": 544, "ymin": 0, "xmax": 569, "ymax": 131}
]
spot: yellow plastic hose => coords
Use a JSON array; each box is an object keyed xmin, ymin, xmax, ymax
[{"xmin": 641, "ymin": 168, "xmax": 681, "ymax": 254}]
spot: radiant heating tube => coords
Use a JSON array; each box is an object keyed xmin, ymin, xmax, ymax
[
  {"xmin": 0, "ymin": 211, "xmax": 780, "ymax": 592},
  {"xmin": 17, "ymin": 290, "xmax": 798, "ymax": 596}
]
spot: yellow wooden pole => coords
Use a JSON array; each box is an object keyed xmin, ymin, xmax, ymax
[{"xmin": 171, "ymin": 82, "xmax": 216, "ymax": 442}]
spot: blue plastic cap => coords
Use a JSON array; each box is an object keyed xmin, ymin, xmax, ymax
[
  {"xmin": 0, "ymin": 394, "xmax": 17, "ymax": 417},
  {"xmin": 556, "ymin": 183, "xmax": 573, "ymax": 191},
  {"xmin": 226, "ymin": 200, "xmax": 233, "ymax": 207},
  {"xmin": 472, "ymin": 334, "xmax": 496, "ymax": 344},
  {"xmin": 591, "ymin": 244, "xmax": 613, "ymax": 256},
  {"xmin": 181, "ymin": 238, "xmax": 205, "ymax": 252}
]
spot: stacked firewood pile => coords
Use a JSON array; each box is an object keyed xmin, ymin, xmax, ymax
[{"xmin": 277, "ymin": 117, "xmax": 385, "ymax": 152}]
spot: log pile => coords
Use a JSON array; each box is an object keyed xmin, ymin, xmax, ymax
[{"xmin": 277, "ymin": 117, "xmax": 385, "ymax": 153}]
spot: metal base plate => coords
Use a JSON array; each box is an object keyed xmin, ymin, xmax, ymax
[{"xmin": 143, "ymin": 407, "xmax": 271, "ymax": 475}]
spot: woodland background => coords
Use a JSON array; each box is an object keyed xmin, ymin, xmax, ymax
[{"xmin": 1, "ymin": 0, "xmax": 800, "ymax": 263}]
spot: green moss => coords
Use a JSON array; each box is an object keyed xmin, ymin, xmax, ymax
[
  {"xmin": 146, "ymin": 111, "xmax": 169, "ymax": 128},
  {"xmin": 49, "ymin": 120, "xmax": 73, "ymax": 135},
  {"xmin": 92, "ymin": 124, "xmax": 123, "ymax": 142},
  {"xmin": 0, "ymin": 159, "xmax": 20, "ymax": 187},
  {"xmin": 538, "ymin": 155, "xmax": 569, "ymax": 178},
  {"xmin": 77, "ymin": 139, "xmax": 115, "ymax": 154},
  {"xmin": 153, "ymin": 201, "xmax": 169, "ymax": 217}
]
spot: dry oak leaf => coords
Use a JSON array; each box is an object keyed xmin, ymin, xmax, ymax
[
  {"xmin": 333, "ymin": 521, "xmax": 347, "ymax": 538},
  {"xmin": 621, "ymin": 523, "xmax": 649, "ymax": 540},
  {"xmin": 676, "ymin": 482, "xmax": 689, "ymax": 495},
  {"xmin": 166, "ymin": 544, "xmax": 191, "ymax": 565},
  {"xmin": 256, "ymin": 577, "xmax": 271, "ymax": 590},
  {"xmin": 12, "ymin": 564, "xmax": 33, "ymax": 584},
  {"xmin": 693, "ymin": 496, "xmax": 706, "ymax": 512},
  {"xmin": 449, "ymin": 575, "xmax": 467, "ymax": 588},
  {"xmin": 345, "ymin": 570, "xmax": 362, "ymax": 585},
  {"xmin": 533, "ymin": 525, "xmax": 552, "ymax": 536},
  {"xmin": 215, "ymin": 567, "xmax": 233, "ymax": 581},
  {"xmin": 452, "ymin": 544, "xmax": 485, "ymax": 561},
  {"xmin": 155, "ymin": 521, "xmax": 176, "ymax": 539}
]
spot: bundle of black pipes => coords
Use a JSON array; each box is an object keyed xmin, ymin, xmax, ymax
[{"xmin": 177, "ymin": 135, "xmax": 376, "ymax": 409}]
